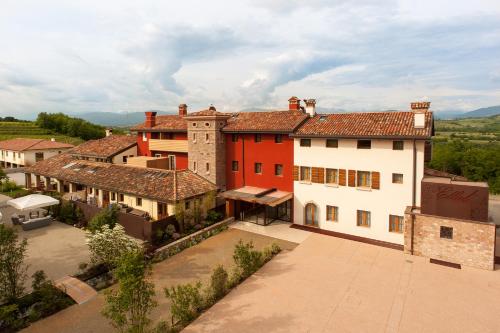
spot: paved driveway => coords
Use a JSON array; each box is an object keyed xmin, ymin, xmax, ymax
[
  {"xmin": 21, "ymin": 228, "xmax": 297, "ymax": 333},
  {"xmin": 0, "ymin": 203, "xmax": 89, "ymax": 286},
  {"xmin": 186, "ymin": 233, "xmax": 500, "ymax": 333}
]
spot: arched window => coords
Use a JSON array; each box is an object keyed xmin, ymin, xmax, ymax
[{"xmin": 305, "ymin": 203, "xmax": 318, "ymax": 227}]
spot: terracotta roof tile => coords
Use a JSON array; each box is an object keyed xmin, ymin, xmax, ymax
[
  {"xmin": 130, "ymin": 115, "xmax": 187, "ymax": 132},
  {"xmin": 0, "ymin": 138, "xmax": 74, "ymax": 151},
  {"xmin": 70, "ymin": 135, "xmax": 136, "ymax": 159},
  {"xmin": 223, "ymin": 110, "xmax": 308, "ymax": 133},
  {"xmin": 295, "ymin": 111, "xmax": 433, "ymax": 138},
  {"xmin": 185, "ymin": 109, "xmax": 232, "ymax": 117},
  {"xmin": 26, "ymin": 154, "xmax": 216, "ymax": 202}
]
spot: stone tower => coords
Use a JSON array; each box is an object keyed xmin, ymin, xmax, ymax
[{"xmin": 184, "ymin": 105, "xmax": 231, "ymax": 191}]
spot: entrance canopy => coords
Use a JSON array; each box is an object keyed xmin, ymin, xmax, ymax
[
  {"xmin": 7, "ymin": 194, "xmax": 59, "ymax": 211},
  {"xmin": 220, "ymin": 186, "xmax": 292, "ymax": 207}
]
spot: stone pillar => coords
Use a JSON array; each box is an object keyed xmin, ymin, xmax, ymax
[
  {"xmin": 225, "ymin": 199, "xmax": 234, "ymax": 218},
  {"xmin": 44, "ymin": 177, "xmax": 52, "ymax": 191},
  {"xmin": 25, "ymin": 174, "xmax": 32, "ymax": 188},
  {"xmin": 35, "ymin": 174, "xmax": 41, "ymax": 188}
]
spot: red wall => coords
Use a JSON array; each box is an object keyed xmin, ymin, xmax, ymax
[
  {"xmin": 136, "ymin": 132, "xmax": 188, "ymax": 170},
  {"xmin": 226, "ymin": 133, "xmax": 294, "ymax": 192}
]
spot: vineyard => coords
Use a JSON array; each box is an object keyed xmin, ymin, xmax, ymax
[{"xmin": 0, "ymin": 121, "xmax": 83, "ymax": 145}]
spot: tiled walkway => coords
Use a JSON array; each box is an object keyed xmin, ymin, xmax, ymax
[
  {"xmin": 186, "ymin": 232, "xmax": 500, "ymax": 333},
  {"xmin": 230, "ymin": 220, "xmax": 311, "ymax": 244}
]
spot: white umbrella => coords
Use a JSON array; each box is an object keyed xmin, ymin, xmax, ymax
[{"xmin": 7, "ymin": 194, "xmax": 59, "ymax": 211}]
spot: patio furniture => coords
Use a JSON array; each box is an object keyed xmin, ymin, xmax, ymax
[
  {"xmin": 21, "ymin": 216, "xmax": 53, "ymax": 231},
  {"xmin": 7, "ymin": 194, "xmax": 59, "ymax": 211},
  {"xmin": 11, "ymin": 214, "xmax": 26, "ymax": 225}
]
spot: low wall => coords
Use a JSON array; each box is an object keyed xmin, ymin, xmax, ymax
[
  {"xmin": 74, "ymin": 201, "xmax": 177, "ymax": 242},
  {"xmin": 404, "ymin": 207, "xmax": 497, "ymax": 270},
  {"xmin": 154, "ymin": 217, "xmax": 234, "ymax": 261}
]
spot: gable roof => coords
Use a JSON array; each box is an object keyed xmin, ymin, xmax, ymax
[
  {"xmin": 26, "ymin": 154, "xmax": 216, "ymax": 202},
  {"xmin": 184, "ymin": 109, "xmax": 232, "ymax": 118},
  {"xmin": 70, "ymin": 135, "xmax": 136, "ymax": 159},
  {"xmin": 294, "ymin": 111, "xmax": 434, "ymax": 139},
  {"xmin": 222, "ymin": 110, "xmax": 309, "ymax": 133},
  {"xmin": 0, "ymin": 138, "xmax": 74, "ymax": 152},
  {"xmin": 130, "ymin": 115, "xmax": 187, "ymax": 132}
]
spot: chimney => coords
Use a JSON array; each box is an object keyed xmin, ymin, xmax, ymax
[
  {"xmin": 304, "ymin": 99, "xmax": 316, "ymax": 117},
  {"xmin": 288, "ymin": 96, "xmax": 301, "ymax": 111},
  {"xmin": 178, "ymin": 104, "xmax": 187, "ymax": 117},
  {"xmin": 411, "ymin": 101, "xmax": 430, "ymax": 129},
  {"xmin": 145, "ymin": 111, "xmax": 157, "ymax": 128},
  {"xmin": 105, "ymin": 128, "xmax": 113, "ymax": 137},
  {"xmin": 209, "ymin": 104, "xmax": 216, "ymax": 111}
]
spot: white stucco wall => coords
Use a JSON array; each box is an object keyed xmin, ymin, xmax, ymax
[
  {"xmin": 0, "ymin": 149, "xmax": 69, "ymax": 167},
  {"xmin": 293, "ymin": 138, "xmax": 425, "ymax": 245}
]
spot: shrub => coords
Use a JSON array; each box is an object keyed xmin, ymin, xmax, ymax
[
  {"xmin": 1, "ymin": 180, "xmax": 19, "ymax": 192},
  {"xmin": 87, "ymin": 204, "xmax": 119, "ymax": 232},
  {"xmin": 165, "ymin": 224, "xmax": 176, "ymax": 237},
  {"xmin": 0, "ymin": 225, "xmax": 28, "ymax": 303},
  {"xmin": 58, "ymin": 201, "xmax": 76, "ymax": 224},
  {"xmin": 0, "ymin": 304, "xmax": 23, "ymax": 331},
  {"xmin": 232, "ymin": 240, "xmax": 263, "ymax": 279},
  {"xmin": 165, "ymin": 282, "xmax": 203, "ymax": 325},
  {"xmin": 205, "ymin": 211, "xmax": 222, "ymax": 225},
  {"xmin": 263, "ymin": 243, "xmax": 282, "ymax": 262},
  {"xmin": 207, "ymin": 265, "xmax": 228, "ymax": 303}
]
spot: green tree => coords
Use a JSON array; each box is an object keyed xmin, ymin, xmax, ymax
[
  {"xmin": 0, "ymin": 225, "xmax": 28, "ymax": 303},
  {"xmin": 102, "ymin": 250, "xmax": 157, "ymax": 333},
  {"xmin": 207, "ymin": 265, "xmax": 228, "ymax": 302},
  {"xmin": 232, "ymin": 240, "xmax": 263, "ymax": 279},
  {"xmin": 0, "ymin": 168, "xmax": 8, "ymax": 183},
  {"xmin": 88, "ymin": 204, "xmax": 119, "ymax": 232},
  {"xmin": 164, "ymin": 282, "xmax": 203, "ymax": 326},
  {"xmin": 174, "ymin": 203, "xmax": 185, "ymax": 233}
]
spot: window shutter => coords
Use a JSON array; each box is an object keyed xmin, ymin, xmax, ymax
[
  {"xmin": 339, "ymin": 169, "xmax": 346, "ymax": 186},
  {"xmin": 348, "ymin": 170, "xmax": 356, "ymax": 187},
  {"xmin": 372, "ymin": 171, "xmax": 380, "ymax": 189},
  {"xmin": 293, "ymin": 166, "xmax": 299, "ymax": 181},
  {"xmin": 311, "ymin": 167, "xmax": 324, "ymax": 183}
]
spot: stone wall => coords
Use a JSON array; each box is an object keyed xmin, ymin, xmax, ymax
[{"xmin": 404, "ymin": 207, "xmax": 497, "ymax": 270}]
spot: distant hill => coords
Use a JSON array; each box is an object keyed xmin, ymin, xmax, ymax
[
  {"xmin": 458, "ymin": 105, "xmax": 500, "ymax": 118},
  {"xmin": 74, "ymin": 111, "xmax": 172, "ymax": 127}
]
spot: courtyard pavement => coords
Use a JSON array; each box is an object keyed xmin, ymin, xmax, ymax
[
  {"xmin": 21, "ymin": 228, "xmax": 297, "ymax": 333},
  {"xmin": 186, "ymin": 232, "xmax": 500, "ymax": 333},
  {"xmin": 230, "ymin": 220, "xmax": 312, "ymax": 243}
]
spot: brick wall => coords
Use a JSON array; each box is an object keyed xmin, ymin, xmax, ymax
[{"xmin": 404, "ymin": 207, "xmax": 496, "ymax": 270}]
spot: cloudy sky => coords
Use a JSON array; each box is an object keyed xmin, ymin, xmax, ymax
[{"xmin": 0, "ymin": 0, "xmax": 499, "ymax": 118}]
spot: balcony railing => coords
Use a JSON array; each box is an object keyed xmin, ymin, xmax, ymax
[{"xmin": 148, "ymin": 139, "xmax": 188, "ymax": 153}]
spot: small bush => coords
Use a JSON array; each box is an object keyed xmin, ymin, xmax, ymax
[
  {"xmin": 58, "ymin": 201, "xmax": 76, "ymax": 224},
  {"xmin": 164, "ymin": 282, "xmax": 203, "ymax": 325},
  {"xmin": 207, "ymin": 265, "xmax": 228, "ymax": 303},
  {"xmin": 232, "ymin": 240, "xmax": 263, "ymax": 279},
  {"xmin": 165, "ymin": 224, "xmax": 176, "ymax": 237},
  {"xmin": 263, "ymin": 243, "xmax": 282, "ymax": 262},
  {"xmin": 87, "ymin": 204, "xmax": 119, "ymax": 232},
  {"xmin": 205, "ymin": 211, "xmax": 222, "ymax": 225}
]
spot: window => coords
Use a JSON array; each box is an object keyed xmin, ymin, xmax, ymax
[
  {"xmin": 193, "ymin": 133, "xmax": 197, "ymax": 142},
  {"xmin": 254, "ymin": 134, "xmax": 262, "ymax": 142},
  {"xmin": 89, "ymin": 188, "xmax": 93, "ymax": 194},
  {"xmin": 326, "ymin": 206, "xmax": 338, "ymax": 222},
  {"xmin": 17, "ymin": 152, "xmax": 21, "ymax": 158},
  {"xmin": 232, "ymin": 134, "xmax": 238, "ymax": 142},
  {"xmin": 275, "ymin": 164, "xmax": 283, "ymax": 176},
  {"xmin": 389, "ymin": 215, "xmax": 404, "ymax": 233},
  {"xmin": 122, "ymin": 156, "xmax": 128, "ymax": 163},
  {"xmin": 185, "ymin": 201, "xmax": 190, "ymax": 210},
  {"xmin": 300, "ymin": 139, "xmax": 311, "ymax": 147},
  {"xmin": 95, "ymin": 189, "xmax": 99, "ymax": 196},
  {"xmin": 232, "ymin": 161, "xmax": 239, "ymax": 171},
  {"xmin": 151, "ymin": 132, "xmax": 159, "ymax": 139},
  {"xmin": 326, "ymin": 139, "xmax": 338, "ymax": 148},
  {"xmin": 440, "ymin": 226, "xmax": 453, "ymax": 239},
  {"xmin": 192, "ymin": 122, "xmax": 197, "ymax": 127},
  {"xmin": 275, "ymin": 134, "xmax": 283, "ymax": 143},
  {"xmin": 205, "ymin": 122, "xmax": 210, "ymax": 127},
  {"xmin": 136, "ymin": 197, "xmax": 142, "ymax": 207},
  {"xmin": 357, "ymin": 210, "xmax": 371, "ymax": 227},
  {"xmin": 357, "ymin": 140, "xmax": 371, "ymax": 149},
  {"xmin": 35, "ymin": 152, "xmax": 44, "ymax": 162},
  {"xmin": 193, "ymin": 161, "xmax": 197, "ymax": 172},
  {"xmin": 206, "ymin": 163, "xmax": 210, "ymax": 173},
  {"xmin": 357, "ymin": 171, "xmax": 371, "ymax": 187},
  {"xmin": 154, "ymin": 154, "xmax": 162, "ymax": 158},
  {"xmin": 205, "ymin": 133, "xmax": 210, "ymax": 142},
  {"xmin": 254, "ymin": 162, "xmax": 262, "ymax": 174},
  {"xmin": 111, "ymin": 192, "xmax": 116, "ymax": 201},
  {"xmin": 119, "ymin": 194, "xmax": 124, "ymax": 202},
  {"xmin": 325, "ymin": 168, "xmax": 339, "ymax": 185},
  {"xmin": 393, "ymin": 140, "xmax": 404, "ymax": 150},
  {"xmin": 300, "ymin": 166, "xmax": 311, "ymax": 182},
  {"xmin": 142, "ymin": 132, "xmax": 147, "ymax": 142},
  {"xmin": 392, "ymin": 173, "xmax": 403, "ymax": 184}
]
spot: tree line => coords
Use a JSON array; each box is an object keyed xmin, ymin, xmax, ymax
[
  {"xmin": 428, "ymin": 140, "xmax": 500, "ymax": 194},
  {"xmin": 36, "ymin": 112, "xmax": 105, "ymax": 141}
]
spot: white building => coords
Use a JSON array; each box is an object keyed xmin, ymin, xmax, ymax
[
  {"xmin": 292, "ymin": 102, "xmax": 434, "ymax": 246},
  {"xmin": 0, "ymin": 138, "xmax": 74, "ymax": 168}
]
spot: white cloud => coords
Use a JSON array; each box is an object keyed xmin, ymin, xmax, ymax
[{"xmin": 0, "ymin": 0, "xmax": 499, "ymax": 118}]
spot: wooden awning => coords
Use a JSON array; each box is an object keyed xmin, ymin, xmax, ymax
[{"xmin": 220, "ymin": 186, "xmax": 293, "ymax": 207}]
